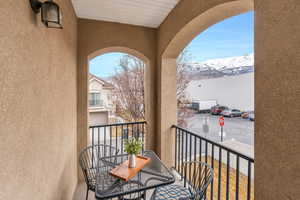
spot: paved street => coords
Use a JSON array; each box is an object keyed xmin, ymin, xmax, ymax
[{"xmin": 186, "ymin": 113, "xmax": 254, "ymax": 146}]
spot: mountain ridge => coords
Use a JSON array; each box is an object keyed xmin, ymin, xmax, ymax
[{"xmin": 185, "ymin": 54, "xmax": 254, "ymax": 80}]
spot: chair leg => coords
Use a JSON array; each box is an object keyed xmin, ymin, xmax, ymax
[{"xmin": 86, "ymin": 188, "xmax": 89, "ymax": 200}]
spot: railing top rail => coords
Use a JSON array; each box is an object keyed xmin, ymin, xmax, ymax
[
  {"xmin": 172, "ymin": 125, "xmax": 254, "ymax": 163},
  {"xmin": 89, "ymin": 121, "xmax": 147, "ymax": 128}
]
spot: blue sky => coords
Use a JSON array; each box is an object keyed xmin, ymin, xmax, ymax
[{"xmin": 90, "ymin": 11, "xmax": 254, "ymax": 77}]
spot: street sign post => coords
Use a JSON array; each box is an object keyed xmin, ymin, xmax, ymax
[
  {"xmin": 202, "ymin": 117, "xmax": 209, "ymax": 138},
  {"xmin": 219, "ymin": 116, "xmax": 225, "ymax": 142}
]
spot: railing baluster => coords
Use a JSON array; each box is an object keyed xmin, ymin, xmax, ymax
[
  {"xmin": 142, "ymin": 123, "xmax": 145, "ymax": 152},
  {"xmin": 97, "ymin": 127, "xmax": 100, "ymax": 146},
  {"xmin": 211, "ymin": 144, "xmax": 214, "ymax": 200},
  {"xmin": 218, "ymin": 148, "xmax": 222, "ymax": 200},
  {"xmin": 137, "ymin": 123, "xmax": 140, "ymax": 139},
  {"xmin": 194, "ymin": 135, "xmax": 196, "ymax": 164},
  {"xmin": 121, "ymin": 124, "xmax": 124, "ymax": 154},
  {"xmin": 205, "ymin": 141, "xmax": 208, "ymax": 163},
  {"xmin": 189, "ymin": 132, "xmax": 192, "ymax": 182},
  {"xmin": 126, "ymin": 123, "xmax": 129, "ymax": 141},
  {"xmin": 199, "ymin": 138, "xmax": 202, "ymax": 162},
  {"xmin": 181, "ymin": 129, "xmax": 184, "ymax": 176},
  {"xmin": 185, "ymin": 131, "xmax": 188, "ymax": 162},
  {"xmin": 175, "ymin": 127, "xmax": 178, "ymax": 170},
  {"xmin": 178, "ymin": 128, "xmax": 181, "ymax": 172},
  {"xmin": 131, "ymin": 123, "xmax": 134, "ymax": 139},
  {"xmin": 115, "ymin": 124, "xmax": 118, "ymax": 155},
  {"xmin": 92, "ymin": 127, "xmax": 95, "ymax": 146},
  {"xmin": 104, "ymin": 127, "xmax": 106, "ymax": 147},
  {"xmin": 226, "ymin": 151, "xmax": 230, "ymax": 200},
  {"xmin": 110, "ymin": 126, "xmax": 112, "ymax": 157},
  {"xmin": 91, "ymin": 128, "xmax": 95, "ymax": 167},
  {"xmin": 184, "ymin": 131, "xmax": 188, "ymax": 187},
  {"xmin": 236, "ymin": 155, "xmax": 240, "ymax": 200},
  {"xmin": 247, "ymin": 161, "xmax": 252, "ymax": 200},
  {"xmin": 204, "ymin": 140, "xmax": 208, "ymax": 198}
]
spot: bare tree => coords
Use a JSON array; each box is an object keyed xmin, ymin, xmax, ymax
[
  {"xmin": 111, "ymin": 50, "xmax": 193, "ymax": 126},
  {"xmin": 177, "ymin": 49, "xmax": 194, "ymax": 127},
  {"xmin": 111, "ymin": 55, "xmax": 145, "ymax": 122},
  {"xmin": 177, "ymin": 49, "xmax": 192, "ymax": 104}
]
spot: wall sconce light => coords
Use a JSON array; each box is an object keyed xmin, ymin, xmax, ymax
[{"xmin": 29, "ymin": 0, "xmax": 63, "ymax": 29}]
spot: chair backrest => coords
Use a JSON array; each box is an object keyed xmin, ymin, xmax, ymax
[
  {"xmin": 182, "ymin": 161, "xmax": 214, "ymax": 199},
  {"xmin": 79, "ymin": 144, "xmax": 119, "ymax": 186}
]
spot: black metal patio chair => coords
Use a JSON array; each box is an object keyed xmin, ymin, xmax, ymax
[
  {"xmin": 79, "ymin": 144, "xmax": 119, "ymax": 200},
  {"xmin": 150, "ymin": 161, "xmax": 213, "ymax": 200}
]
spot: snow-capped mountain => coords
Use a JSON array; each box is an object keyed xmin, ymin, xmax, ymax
[{"xmin": 186, "ymin": 54, "xmax": 254, "ymax": 79}]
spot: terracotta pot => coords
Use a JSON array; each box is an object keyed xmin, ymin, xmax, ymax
[{"xmin": 128, "ymin": 154, "xmax": 136, "ymax": 168}]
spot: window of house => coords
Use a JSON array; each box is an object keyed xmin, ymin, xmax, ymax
[{"xmin": 89, "ymin": 92, "xmax": 102, "ymax": 106}]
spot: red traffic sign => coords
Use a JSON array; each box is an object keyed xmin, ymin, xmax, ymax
[{"xmin": 219, "ymin": 116, "xmax": 224, "ymax": 126}]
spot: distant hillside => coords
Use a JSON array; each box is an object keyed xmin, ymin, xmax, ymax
[{"xmin": 186, "ymin": 54, "xmax": 254, "ymax": 80}]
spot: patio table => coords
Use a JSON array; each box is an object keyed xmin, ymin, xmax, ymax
[{"xmin": 95, "ymin": 150, "xmax": 175, "ymax": 200}]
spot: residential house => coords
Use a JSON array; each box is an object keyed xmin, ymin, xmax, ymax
[{"xmin": 88, "ymin": 74, "xmax": 115, "ymax": 126}]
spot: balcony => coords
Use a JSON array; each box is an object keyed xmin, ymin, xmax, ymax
[
  {"xmin": 1, "ymin": 0, "xmax": 299, "ymax": 200},
  {"xmin": 73, "ymin": 121, "xmax": 254, "ymax": 200}
]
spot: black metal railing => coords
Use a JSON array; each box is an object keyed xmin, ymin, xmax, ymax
[
  {"xmin": 89, "ymin": 121, "xmax": 146, "ymax": 153},
  {"xmin": 172, "ymin": 125, "xmax": 254, "ymax": 200}
]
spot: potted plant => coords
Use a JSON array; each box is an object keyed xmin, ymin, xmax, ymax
[{"xmin": 124, "ymin": 138, "xmax": 143, "ymax": 168}]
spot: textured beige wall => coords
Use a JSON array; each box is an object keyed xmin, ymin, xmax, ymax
[
  {"xmin": 255, "ymin": 0, "xmax": 300, "ymax": 199},
  {"xmin": 77, "ymin": 19, "xmax": 157, "ymax": 180},
  {"xmin": 0, "ymin": 0, "xmax": 78, "ymax": 199}
]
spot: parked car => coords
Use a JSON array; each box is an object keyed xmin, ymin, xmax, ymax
[
  {"xmin": 248, "ymin": 112, "xmax": 255, "ymax": 121},
  {"xmin": 241, "ymin": 111, "xmax": 254, "ymax": 119},
  {"xmin": 221, "ymin": 109, "xmax": 242, "ymax": 117},
  {"xmin": 211, "ymin": 105, "xmax": 228, "ymax": 115}
]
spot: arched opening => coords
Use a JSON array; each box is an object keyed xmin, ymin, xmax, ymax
[
  {"xmin": 86, "ymin": 47, "xmax": 151, "ymax": 150},
  {"xmin": 159, "ymin": 0, "xmax": 254, "ymax": 162},
  {"xmin": 158, "ymin": 1, "xmax": 254, "ymax": 199},
  {"xmin": 178, "ymin": 11, "xmax": 254, "ymax": 143},
  {"xmin": 77, "ymin": 45, "xmax": 156, "ymax": 181}
]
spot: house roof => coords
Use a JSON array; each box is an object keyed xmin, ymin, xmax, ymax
[{"xmin": 89, "ymin": 74, "xmax": 114, "ymax": 89}]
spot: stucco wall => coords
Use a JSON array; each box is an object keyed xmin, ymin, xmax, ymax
[
  {"xmin": 255, "ymin": 0, "xmax": 300, "ymax": 199},
  {"xmin": 0, "ymin": 0, "xmax": 78, "ymax": 199},
  {"xmin": 77, "ymin": 19, "xmax": 157, "ymax": 171}
]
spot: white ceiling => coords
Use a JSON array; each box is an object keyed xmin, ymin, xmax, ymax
[{"xmin": 71, "ymin": 0, "xmax": 180, "ymax": 28}]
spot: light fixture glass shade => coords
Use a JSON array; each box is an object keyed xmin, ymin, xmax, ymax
[{"xmin": 41, "ymin": 1, "xmax": 63, "ymax": 29}]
